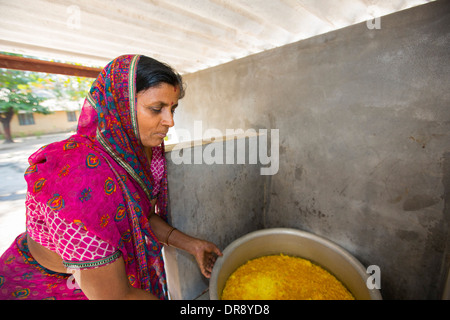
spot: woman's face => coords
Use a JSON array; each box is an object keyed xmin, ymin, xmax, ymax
[{"xmin": 136, "ymin": 83, "xmax": 179, "ymax": 148}]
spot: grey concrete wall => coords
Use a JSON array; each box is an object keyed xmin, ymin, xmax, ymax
[
  {"xmin": 165, "ymin": 137, "xmax": 265, "ymax": 299},
  {"xmin": 166, "ymin": 1, "xmax": 450, "ymax": 299}
]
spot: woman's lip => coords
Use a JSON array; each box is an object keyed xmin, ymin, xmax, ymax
[{"xmin": 156, "ymin": 132, "xmax": 167, "ymax": 138}]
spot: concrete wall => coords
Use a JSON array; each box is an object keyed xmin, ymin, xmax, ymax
[
  {"xmin": 165, "ymin": 1, "xmax": 450, "ymax": 300},
  {"xmin": 165, "ymin": 137, "xmax": 265, "ymax": 299}
]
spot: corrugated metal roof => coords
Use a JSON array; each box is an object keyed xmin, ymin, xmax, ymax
[{"xmin": 0, "ymin": 0, "xmax": 432, "ymax": 74}]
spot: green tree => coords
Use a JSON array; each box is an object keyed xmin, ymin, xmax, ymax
[
  {"xmin": 0, "ymin": 67, "xmax": 93, "ymax": 143},
  {"xmin": 0, "ymin": 69, "xmax": 50, "ymax": 143}
]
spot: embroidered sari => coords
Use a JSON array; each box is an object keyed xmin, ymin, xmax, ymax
[{"xmin": 0, "ymin": 55, "xmax": 170, "ymax": 300}]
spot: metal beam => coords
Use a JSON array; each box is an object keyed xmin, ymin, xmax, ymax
[{"xmin": 0, "ymin": 54, "xmax": 101, "ymax": 78}]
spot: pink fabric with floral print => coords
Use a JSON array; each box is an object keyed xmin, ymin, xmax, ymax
[
  {"xmin": 26, "ymin": 193, "xmax": 118, "ymax": 268},
  {"xmin": 26, "ymin": 148, "xmax": 165, "ymax": 268},
  {"xmin": 150, "ymin": 146, "xmax": 164, "ymax": 197}
]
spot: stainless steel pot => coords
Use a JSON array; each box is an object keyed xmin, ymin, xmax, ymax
[{"xmin": 209, "ymin": 228, "xmax": 382, "ymax": 300}]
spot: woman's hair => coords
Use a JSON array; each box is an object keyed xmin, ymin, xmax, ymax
[{"xmin": 135, "ymin": 55, "xmax": 185, "ymax": 99}]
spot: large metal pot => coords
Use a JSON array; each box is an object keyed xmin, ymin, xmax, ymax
[{"xmin": 210, "ymin": 228, "xmax": 382, "ymax": 300}]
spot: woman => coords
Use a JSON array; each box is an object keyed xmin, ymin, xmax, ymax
[{"xmin": 0, "ymin": 54, "xmax": 222, "ymax": 300}]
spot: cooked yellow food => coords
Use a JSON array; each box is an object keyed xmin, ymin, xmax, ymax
[{"xmin": 221, "ymin": 254, "xmax": 354, "ymax": 300}]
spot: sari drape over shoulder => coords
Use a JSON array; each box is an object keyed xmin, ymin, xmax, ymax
[{"xmin": 0, "ymin": 55, "xmax": 170, "ymax": 300}]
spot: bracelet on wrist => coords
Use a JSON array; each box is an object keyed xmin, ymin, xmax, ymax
[{"xmin": 163, "ymin": 226, "xmax": 177, "ymax": 246}]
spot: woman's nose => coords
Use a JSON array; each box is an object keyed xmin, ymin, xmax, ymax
[{"xmin": 161, "ymin": 109, "xmax": 174, "ymax": 127}]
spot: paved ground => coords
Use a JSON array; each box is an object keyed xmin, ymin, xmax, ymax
[{"xmin": 0, "ymin": 132, "xmax": 73, "ymax": 254}]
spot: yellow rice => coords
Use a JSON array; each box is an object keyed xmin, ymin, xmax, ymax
[{"xmin": 221, "ymin": 254, "xmax": 354, "ymax": 300}]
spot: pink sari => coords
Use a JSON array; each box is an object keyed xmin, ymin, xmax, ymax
[{"xmin": 0, "ymin": 55, "xmax": 169, "ymax": 299}]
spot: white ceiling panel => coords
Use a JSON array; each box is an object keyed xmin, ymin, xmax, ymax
[{"xmin": 0, "ymin": 0, "xmax": 433, "ymax": 74}]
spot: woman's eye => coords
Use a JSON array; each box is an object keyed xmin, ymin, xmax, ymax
[{"xmin": 151, "ymin": 107, "xmax": 162, "ymax": 113}]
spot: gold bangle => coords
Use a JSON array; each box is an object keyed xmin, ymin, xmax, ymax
[{"xmin": 164, "ymin": 227, "xmax": 177, "ymax": 246}]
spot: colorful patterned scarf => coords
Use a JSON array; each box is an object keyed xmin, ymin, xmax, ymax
[{"xmin": 24, "ymin": 55, "xmax": 169, "ymax": 299}]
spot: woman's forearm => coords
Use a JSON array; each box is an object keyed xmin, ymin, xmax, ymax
[
  {"xmin": 72, "ymin": 256, "xmax": 160, "ymax": 300},
  {"xmin": 148, "ymin": 213, "xmax": 223, "ymax": 278},
  {"xmin": 148, "ymin": 213, "xmax": 199, "ymax": 255}
]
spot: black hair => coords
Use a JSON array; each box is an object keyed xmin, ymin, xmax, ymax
[{"xmin": 135, "ymin": 55, "xmax": 185, "ymax": 99}]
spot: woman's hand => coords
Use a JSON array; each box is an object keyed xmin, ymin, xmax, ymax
[
  {"xmin": 191, "ymin": 239, "xmax": 223, "ymax": 278},
  {"xmin": 148, "ymin": 213, "xmax": 223, "ymax": 278}
]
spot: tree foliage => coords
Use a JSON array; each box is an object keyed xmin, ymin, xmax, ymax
[
  {"xmin": 0, "ymin": 69, "xmax": 48, "ymax": 113},
  {"xmin": 0, "ymin": 54, "xmax": 93, "ymax": 143}
]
